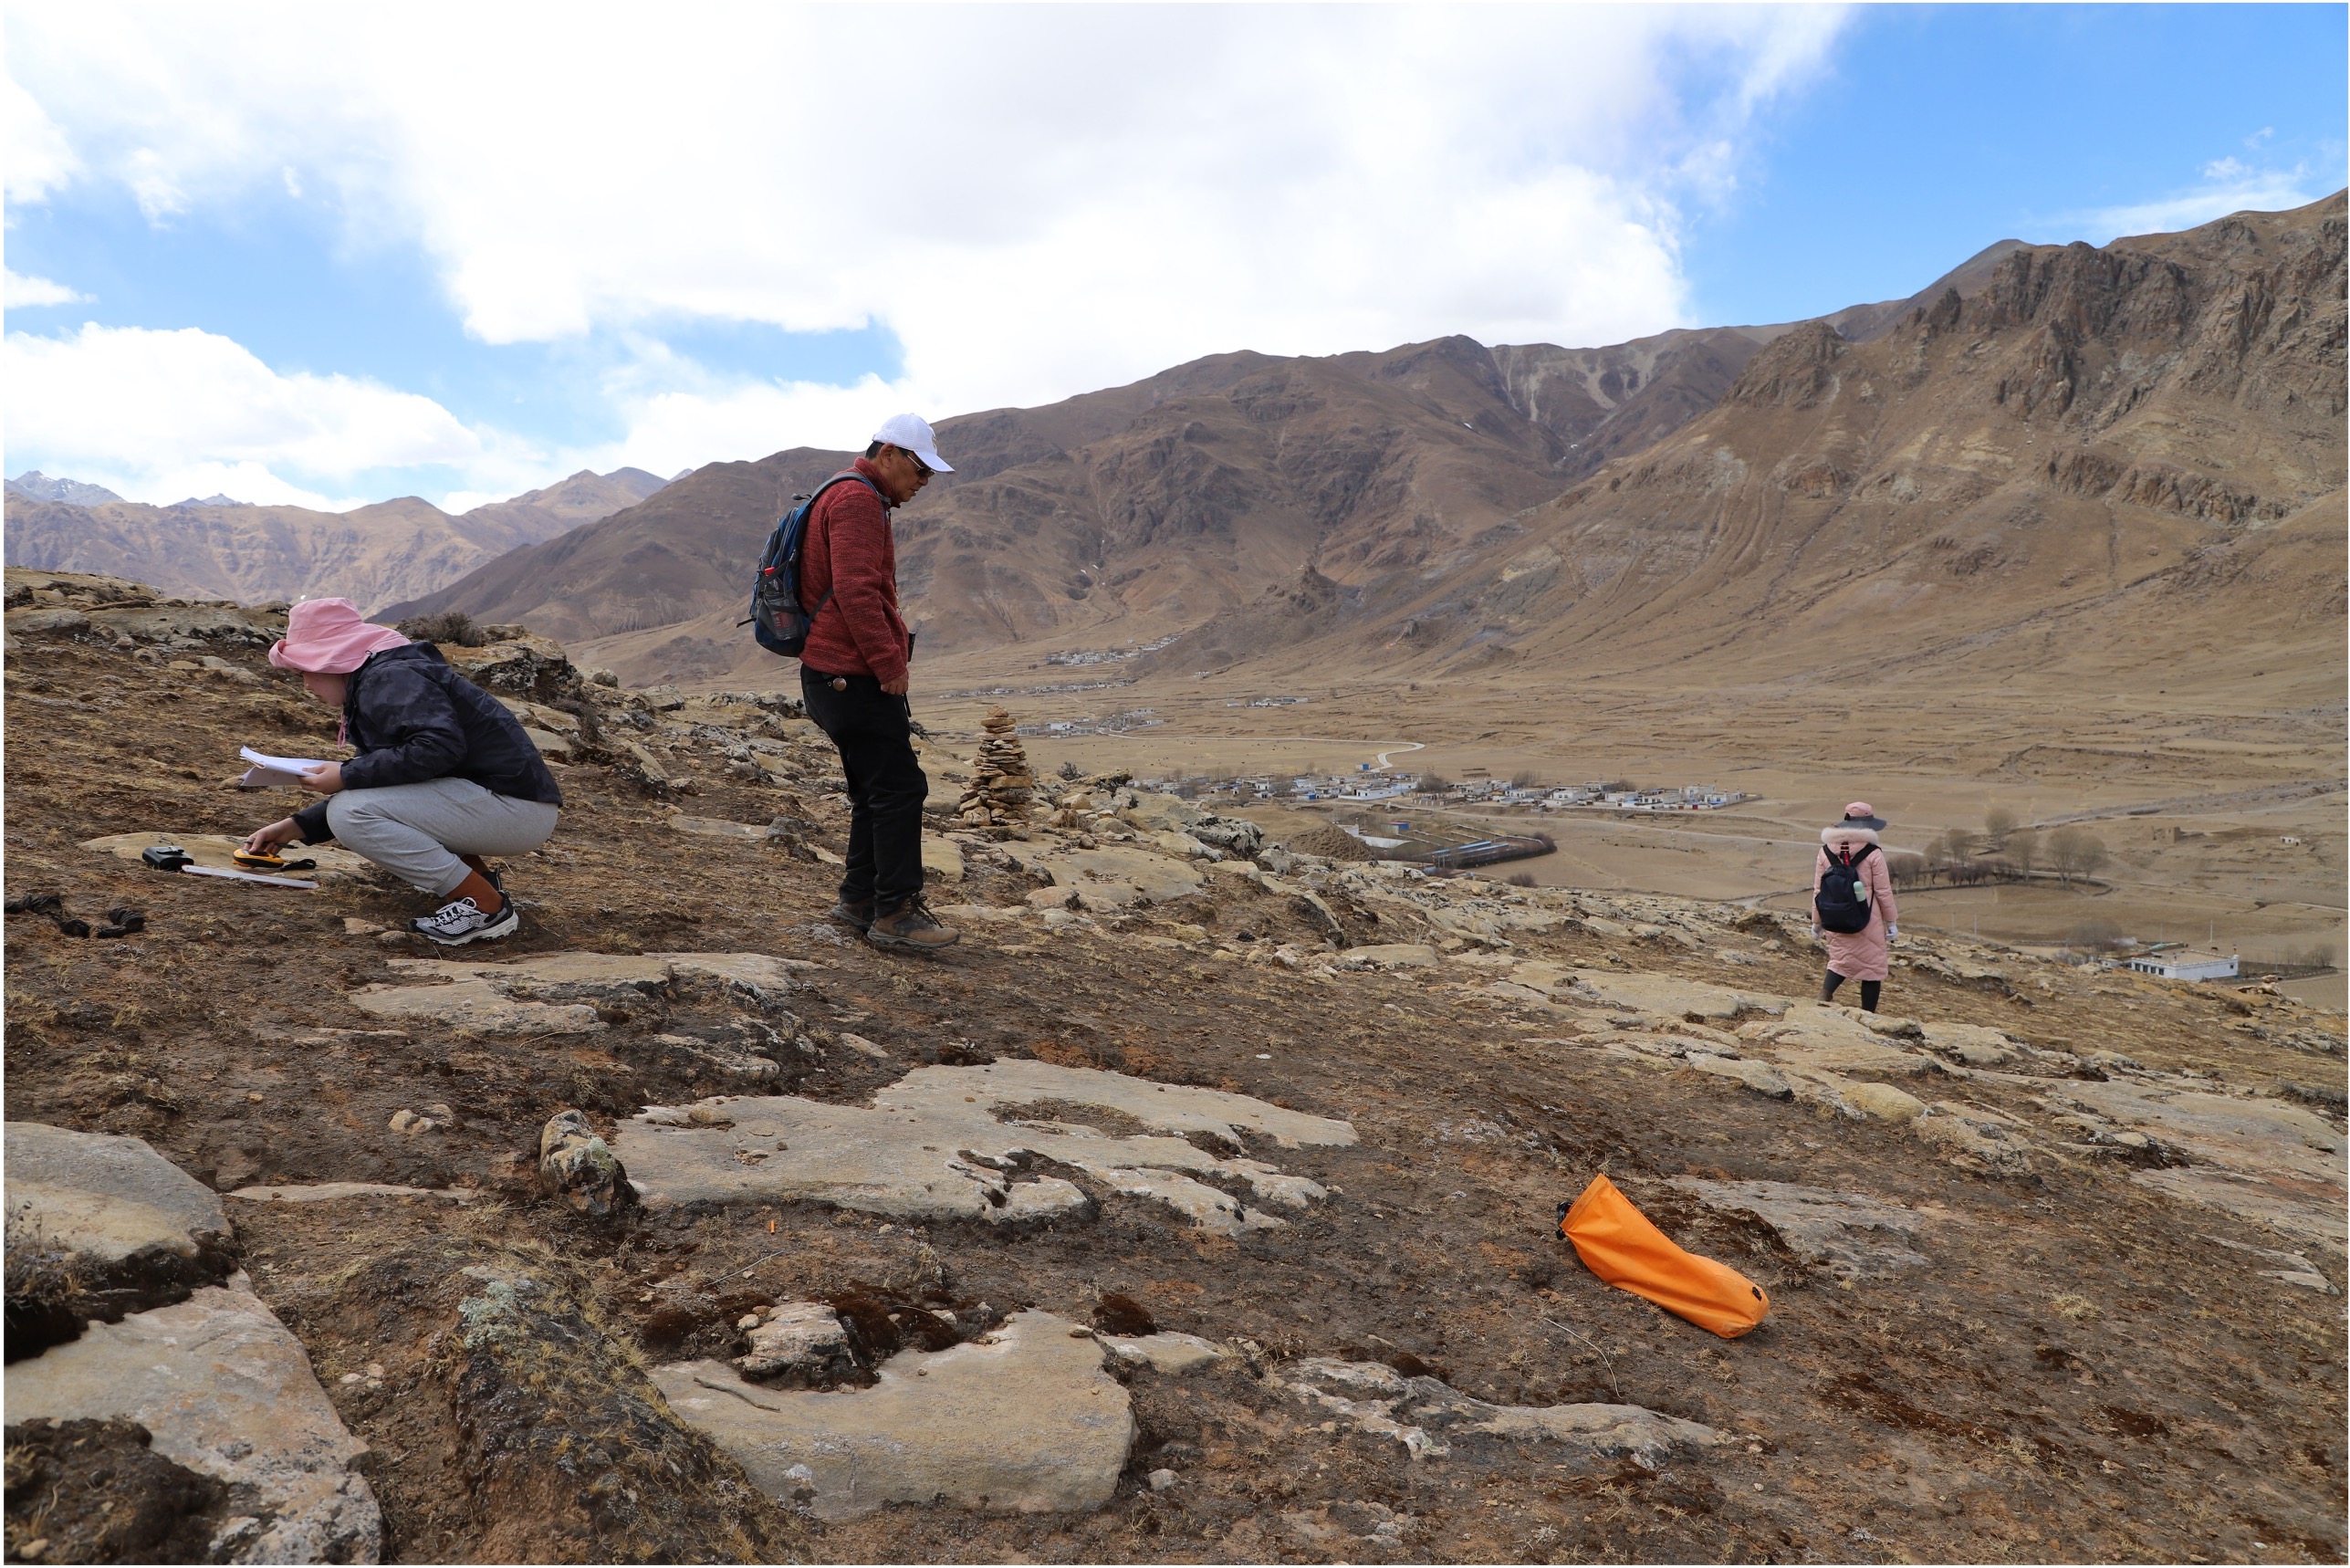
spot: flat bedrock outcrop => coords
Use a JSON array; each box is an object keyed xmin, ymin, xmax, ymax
[
  {"xmin": 655, "ymin": 1310, "xmax": 1134, "ymax": 1520},
  {"xmin": 616, "ymin": 1060, "xmax": 1356, "ymax": 1236}
]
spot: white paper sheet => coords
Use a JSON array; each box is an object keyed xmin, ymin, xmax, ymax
[{"xmin": 237, "ymin": 746, "xmax": 331, "ymax": 789}]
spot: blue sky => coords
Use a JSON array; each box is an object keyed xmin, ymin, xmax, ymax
[
  {"xmin": 5, "ymin": 5, "xmax": 2343, "ymax": 512},
  {"xmin": 1683, "ymin": 4, "xmax": 2349, "ymax": 326}
]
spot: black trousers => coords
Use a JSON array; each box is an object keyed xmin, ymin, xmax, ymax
[
  {"xmin": 1823, "ymin": 970, "xmax": 1883, "ymax": 1011},
  {"xmin": 799, "ymin": 668, "xmax": 929, "ymax": 908}
]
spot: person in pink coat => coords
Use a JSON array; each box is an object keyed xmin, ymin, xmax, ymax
[{"xmin": 1811, "ymin": 801, "xmax": 1899, "ymax": 1011}]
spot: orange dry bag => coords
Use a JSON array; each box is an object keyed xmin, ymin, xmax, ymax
[{"xmin": 1558, "ymin": 1174, "xmax": 1769, "ymax": 1339}]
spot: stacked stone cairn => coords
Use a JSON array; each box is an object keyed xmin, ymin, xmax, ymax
[{"xmin": 957, "ymin": 707, "xmax": 1036, "ymax": 826}]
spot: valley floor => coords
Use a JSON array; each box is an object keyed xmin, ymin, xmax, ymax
[
  {"xmin": 5, "ymin": 611, "xmax": 2345, "ymax": 1564},
  {"xmin": 910, "ymin": 668, "xmax": 2350, "ymax": 969}
]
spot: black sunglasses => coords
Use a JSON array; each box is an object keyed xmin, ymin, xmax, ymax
[{"xmin": 895, "ymin": 446, "xmax": 934, "ymax": 479}]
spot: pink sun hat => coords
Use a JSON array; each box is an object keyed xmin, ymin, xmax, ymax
[
  {"xmin": 267, "ymin": 598, "xmax": 411, "ymax": 674},
  {"xmin": 1837, "ymin": 800, "xmax": 1887, "ymax": 831}
]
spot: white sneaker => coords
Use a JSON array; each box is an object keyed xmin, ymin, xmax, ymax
[{"xmin": 413, "ymin": 895, "xmax": 519, "ymax": 946}]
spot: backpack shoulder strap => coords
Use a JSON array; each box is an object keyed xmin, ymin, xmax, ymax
[
  {"xmin": 1851, "ymin": 843, "xmax": 1877, "ymax": 865},
  {"xmin": 794, "ymin": 471, "xmax": 884, "ymax": 622}
]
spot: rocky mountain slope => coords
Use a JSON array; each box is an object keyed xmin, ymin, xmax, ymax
[
  {"xmin": 3, "ymin": 468, "xmax": 667, "ymax": 615},
  {"xmin": 1149, "ymin": 195, "xmax": 2345, "ymax": 702},
  {"xmin": 1492, "ymin": 239, "xmax": 2030, "ymax": 484},
  {"xmin": 4, "ymin": 573, "xmax": 2344, "ymax": 1563},
  {"xmin": 380, "ymin": 249, "xmax": 2021, "ymax": 691}
]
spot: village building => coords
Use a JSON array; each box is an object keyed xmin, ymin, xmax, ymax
[{"xmin": 2124, "ymin": 948, "xmax": 2240, "ymax": 982}]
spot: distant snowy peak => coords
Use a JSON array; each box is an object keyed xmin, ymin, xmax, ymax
[
  {"xmin": 171, "ymin": 494, "xmax": 246, "ymax": 508},
  {"xmin": 6, "ymin": 471, "xmax": 123, "ymax": 506}
]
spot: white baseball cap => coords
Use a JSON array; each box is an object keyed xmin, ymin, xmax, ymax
[{"xmin": 872, "ymin": 413, "xmax": 954, "ymax": 474}]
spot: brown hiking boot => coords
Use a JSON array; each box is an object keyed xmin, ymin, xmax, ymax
[
  {"xmin": 828, "ymin": 896, "xmax": 876, "ymax": 931},
  {"xmin": 866, "ymin": 895, "xmax": 959, "ymax": 951}
]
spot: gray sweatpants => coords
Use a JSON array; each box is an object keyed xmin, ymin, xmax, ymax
[{"xmin": 325, "ymin": 779, "xmax": 559, "ymax": 897}]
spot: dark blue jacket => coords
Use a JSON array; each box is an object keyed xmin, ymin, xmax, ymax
[{"xmin": 295, "ymin": 643, "xmax": 562, "ymax": 843}]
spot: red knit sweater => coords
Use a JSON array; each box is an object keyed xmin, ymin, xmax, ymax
[{"xmin": 797, "ymin": 457, "xmax": 910, "ymax": 685}]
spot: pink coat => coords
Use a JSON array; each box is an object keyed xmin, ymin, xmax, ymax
[{"xmin": 1812, "ymin": 826, "xmax": 1898, "ymax": 982}]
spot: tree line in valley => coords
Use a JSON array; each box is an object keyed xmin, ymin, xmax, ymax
[{"xmin": 1884, "ymin": 810, "xmax": 2109, "ymax": 890}]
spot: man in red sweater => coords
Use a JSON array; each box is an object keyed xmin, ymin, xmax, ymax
[{"xmin": 798, "ymin": 413, "xmax": 960, "ymax": 949}]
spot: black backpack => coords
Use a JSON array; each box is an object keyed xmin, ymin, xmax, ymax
[
  {"xmin": 747, "ymin": 472, "xmax": 881, "ymax": 658},
  {"xmin": 1814, "ymin": 844, "xmax": 1877, "ymax": 934}
]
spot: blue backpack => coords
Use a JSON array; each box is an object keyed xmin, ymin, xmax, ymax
[{"xmin": 747, "ymin": 472, "xmax": 882, "ymax": 658}]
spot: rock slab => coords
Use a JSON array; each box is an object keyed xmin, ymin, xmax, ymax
[
  {"xmin": 616, "ymin": 1060, "xmax": 1355, "ymax": 1235},
  {"xmin": 6, "ymin": 1121, "xmax": 231, "ymax": 1270},
  {"xmin": 1282, "ymin": 1359, "xmax": 1722, "ymax": 1467},
  {"xmin": 654, "ymin": 1310, "xmax": 1133, "ymax": 1519},
  {"xmin": 345, "ymin": 950, "xmax": 808, "ymax": 1038},
  {"xmin": 5, "ymin": 1274, "xmax": 382, "ymax": 1563},
  {"xmin": 1565, "ymin": 970, "xmax": 1789, "ymax": 1021},
  {"xmin": 1669, "ymin": 1177, "xmax": 1930, "ymax": 1280}
]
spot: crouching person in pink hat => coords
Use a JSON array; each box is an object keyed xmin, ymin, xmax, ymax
[{"xmin": 241, "ymin": 599, "xmax": 561, "ymax": 946}]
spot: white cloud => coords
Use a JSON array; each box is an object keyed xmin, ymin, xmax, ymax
[
  {"xmin": 3, "ymin": 73, "xmax": 78, "ymax": 203},
  {"xmin": 2073, "ymin": 162, "xmax": 2324, "ymax": 244},
  {"xmin": 5, "ymin": 323, "xmax": 486, "ymax": 504},
  {"xmin": 129, "ymin": 460, "xmax": 369, "ymax": 513},
  {"xmin": 593, "ymin": 374, "xmax": 911, "ymax": 484},
  {"xmin": 4, "ymin": 267, "xmax": 89, "ymax": 307},
  {"xmin": 5, "ymin": 3, "xmax": 1848, "ymax": 484}
]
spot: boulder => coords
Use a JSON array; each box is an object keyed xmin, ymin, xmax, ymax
[
  {"xmin": 736, "ymin": 1302, "xmax": 857, "ymax": 1385},
  {"xmin": 441, "ymin": 632, "xmax": 582, "ymax": 704},
  {"xmin": 654, "ymin": 1311, "xmax": 1133, "ymax": 1520},
  {"xmin": 539, "ymin": 1110, "xmax": 632, "ymax": 1217},
  {"xmin": 1189, "ymin": 815, "xmax": 1265, "ymax": 858}
]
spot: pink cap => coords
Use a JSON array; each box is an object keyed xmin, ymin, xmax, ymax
[
  {"xmin": 267, "ymin": 599, "xmax": 411, "ymax": 674},
  {"xmin": 1843, "ymin": 800, "xmax": 1875, "ymax": 819}
]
